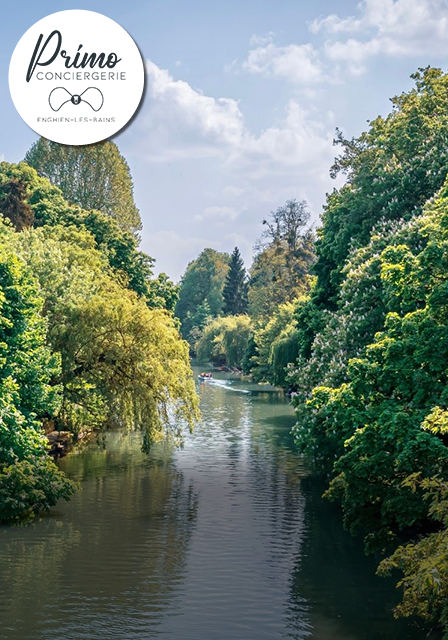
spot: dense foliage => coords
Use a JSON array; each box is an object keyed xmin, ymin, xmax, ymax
[
  {"xmin": 177, "ymin": 201, "xmax": 315, "ymax": 370},
  {"xmin": 0, "ymin": 162, "xmax": 178, "ymax": 310},
  {"xmin": 0, "ymin": 224, "xmax": 76, "ymax": 522},
  {"xmin": 0, "ymin": 158, "xmax": 198, "ymax": 523},
  {"xmin": 17, "ymin": 225, "xmax": 197, "ymax": 443},
  {"xmin": 248, "ymin": 301, "xmax": 301, "ymax": 387},
  {"xmin": 287, "ymin": 68, "xmax": 448, "ymax": 636},
  {"xmin": 313, "ymin": 67, "xmax": 448, "ymax": 311},
  {"xmin": 377, "ymin": 475, "xmax": 448, "ymax": 634},
  {"xmin": 175, "ymin": 248, "xmax": 230, "ymax": 348},
  {"xmin": 25, "ymin": 138, "xmax": 142, "ymax": 234},
  {"xmin": 196, "ymin": 315, "xmax": 252, "ymax": 367}
]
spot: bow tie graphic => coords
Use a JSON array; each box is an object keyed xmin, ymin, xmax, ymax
[{"xmin": 49, "ymin": 87, "xmax": 104, "ymax": 112}]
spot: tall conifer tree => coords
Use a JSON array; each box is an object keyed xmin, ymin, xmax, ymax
[{"xmin": 222, "ymin": 247, "xmax": 248, "ymax": 315}]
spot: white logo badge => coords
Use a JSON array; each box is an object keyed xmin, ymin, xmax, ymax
[{"xmin": 9, "ymin": 10, "xmax": 145, "ymax": 145}]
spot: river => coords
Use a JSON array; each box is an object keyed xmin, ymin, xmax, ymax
[{"xmin": 0, "ymin": 368, "xmax": 433, "ymax": 639}]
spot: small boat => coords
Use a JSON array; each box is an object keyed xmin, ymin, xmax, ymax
[{"xmin": 198, "ymin": 373, "xmax": 213, "ymax": 381}]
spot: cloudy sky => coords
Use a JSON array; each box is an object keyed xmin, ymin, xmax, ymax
[{"xmin": 2, "ymin": 0, "xmax": 448, "ymax": 279}]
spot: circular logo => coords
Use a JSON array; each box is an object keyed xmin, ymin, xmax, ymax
[{"xmin": 9, "ymin": 10, "xmax": 145, "ymax": 145}]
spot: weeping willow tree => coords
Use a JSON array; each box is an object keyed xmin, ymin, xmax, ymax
[
  {"xmin": 17, "ymin": 224, "xmax": 199, "ymax": 449},
  {"xmin": 248, "ymin": 300, "xmax": 301, "ymax": 386},
  {"xmin": 196, "ymin": 315, "xmax": 253, "ymax": 368}
]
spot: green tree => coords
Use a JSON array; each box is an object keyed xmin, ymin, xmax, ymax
[
  {"xmin": 313, "ymin": 67, "xmax": 448, "ymax": 311},
  {"xmin": 0, "ymin": 178, "xmax": 34, "ymax": 231},
  {"xmin": 175, "ymin": 248, "xmax": 230, "ymax": 345},
  {"xmin": 222, "ymin": 247, "xmax": 248, "ymax": 315},
  {"xmin": 249, "ymin": 300, "xmax": 301, "ymax": 387},
  {"xmin": 0, "ymin": 161, "xmax": 198, "ymax": 446},
  {"xmin": 0, "ymin": 161, "xmax": 176, "ymax": 309},
  {"xmin": 0, "ymin": 221, "xmax": 75, "ymax": 523},
  {"xmin": 285, "ymin": 71, "xmax": 448, "ymax": 634},
  {"xmin": 196, "ymin": 315, "xmax": 252, "ymax": 368},
  {"xmin": 249, "ymin": 200, "xmax": 315, "ymax": 320},
  {"xmin": 293, "ymin": 182, "xmax": 448, "ymax": 552},
  {"xmin": 25, "ymin": 138, "xmax": 141, "ymax": 234},
  {"xmin": 259, "ymin": 198, "xmax": 311, "ymax": 253},
  {"xmin": 378, "ymin": 475, "xmax": 448, "ymax": 638},
  {"xmin": 17, "ymin": 224, "xmax": 199, "ymax": 445}
]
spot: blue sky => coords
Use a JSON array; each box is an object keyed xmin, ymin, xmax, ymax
[{"xmin": 2, "ymin": 0, "xmax": 448, "ymax": 279}]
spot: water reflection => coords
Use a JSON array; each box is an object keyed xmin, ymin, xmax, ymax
[
  {"xmin": 162, "ymin": 375, "xmax": 309, "ymax": 639},
  {"xmin": 0, "ymin": 368, "xmax": 434, "ymax": 639},
  {"xmin": 0, "ymin": 433, "xmax": 198, "ymax": 639},
  {"xmin": 289, "ymin": 474, "xmax": 436, "ymax": 640}
]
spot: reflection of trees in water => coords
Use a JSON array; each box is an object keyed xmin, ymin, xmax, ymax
[
  {"xmin": 0, "ymin": 518, "xmax": 82, "ymax": 626},
  {"xmin": 200, "ymin": 379, "xmax": 311, "ymax": 638},
  {"xmin": 247, "ymin": 396, "xmax": 312, "ymax": 639},
  {"xmin": 200, "ymin": 380, "xmax": 436, "ymax": 640},
  {"xmin": 286, "ymin": 476, "xmax": 430, "ymax": 640},
  {"xmin": 0, "ymin": 431, "xmax": 198, "ymax": 640},
  {"xmin": 243, "ymin": 389, "xmax": 419, "ymax": 639}
]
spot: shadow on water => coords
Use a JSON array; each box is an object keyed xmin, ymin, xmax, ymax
[
  {"xmin": 288, "ymin": 473, "xmax": 440, "ymax": 640},
  {"xmin": 0, "ymin": 433, "xmax": 198, "ymax": 640},
  {"xmin": 0, "ymin": 366, "xmax": 440, "ymax": 639}
]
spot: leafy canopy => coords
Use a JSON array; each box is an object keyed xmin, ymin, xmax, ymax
[
  {"xmin": 25, "ymin": 138, "xmax": 142, "ymax": 235},
  {"xmin": 175, "ymin": 248, "xmax": 230, "ymax": 346},
  {"xmin": 0, "ymin": 161, "xmax": 177, "ymax": 310},
  {"xmin": 0, "ymin": 222, "xmax": 75, "ymax": 523},
  {"xmin": 196, "ymin": 315, "xmax": 253, "ymax": 368},
  {"xmin": 249, "ymin": 199, "xmax": 315, "ymax": 320},
  {"xmin": 313, "ymin": 67, "xmax": 448, "ymax": 310}
]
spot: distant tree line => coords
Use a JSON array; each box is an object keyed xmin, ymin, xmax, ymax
[{"xmin": 175, "ymin": 198, "xmax": 315, "ymax": 372}]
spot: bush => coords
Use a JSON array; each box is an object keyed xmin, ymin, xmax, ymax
[{"xmin": 0, "ymin": 231, "xmax": 76, "ymax": 523}]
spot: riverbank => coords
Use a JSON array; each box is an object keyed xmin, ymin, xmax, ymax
[{"xmin": 45, "ymin": 428, "xmax": 92, "ymax": 458}]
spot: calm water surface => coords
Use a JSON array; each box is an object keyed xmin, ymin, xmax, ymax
[{"xmin": 0, "ymin": 369, "xmax": 432, "ymax": 639}]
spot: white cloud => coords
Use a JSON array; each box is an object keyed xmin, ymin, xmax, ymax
[
  {"xmin": 242, "ymin": 42, "xmax": 324, "ymax": 84},
  {"xmin": 249, "ymin": 32, "xmax": 275, "ymax": 46},
  {"xmin": 244, "ymin": 100, "xmax": 334, "ymax": 172},
  {"xmin": 324, "ymin": 38, "xmax": 381, "ymax": 75},
  {"xmin": 238, "ymin": 1, "xmax": 448, "ymax": 82},
  {"xmin": 312, "ymin": 0, "xmax": 448, "ymax": 74},
  {"xmin": 310, "ymin": 13, "xmax": 363, "ymax": 35},
  {"xmin": 194, "ymin": 205, "xmax": 241, "ymax": 222},
  {"xmin": 143, "ymin": 60, "xmax": 246, "ymax": 161},
  {"xmin": 141, "ymin": 60, "xmax": 335, "ymax": 177},
  {"xmin": 222, "ymin": 185, "xmax": 245, "ymax": 197}
]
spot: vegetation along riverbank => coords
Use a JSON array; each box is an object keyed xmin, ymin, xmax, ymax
[
  {"xmin": 0, "ymin": 139, "xmax": 199, "ymax": 523},
  {"xmin": 175, "ymin": 68, "xmax": 448, "ymax": 637},
  {"xmin": 2, "ymin": 65, "xmax": 448, "ymax": 637}
]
